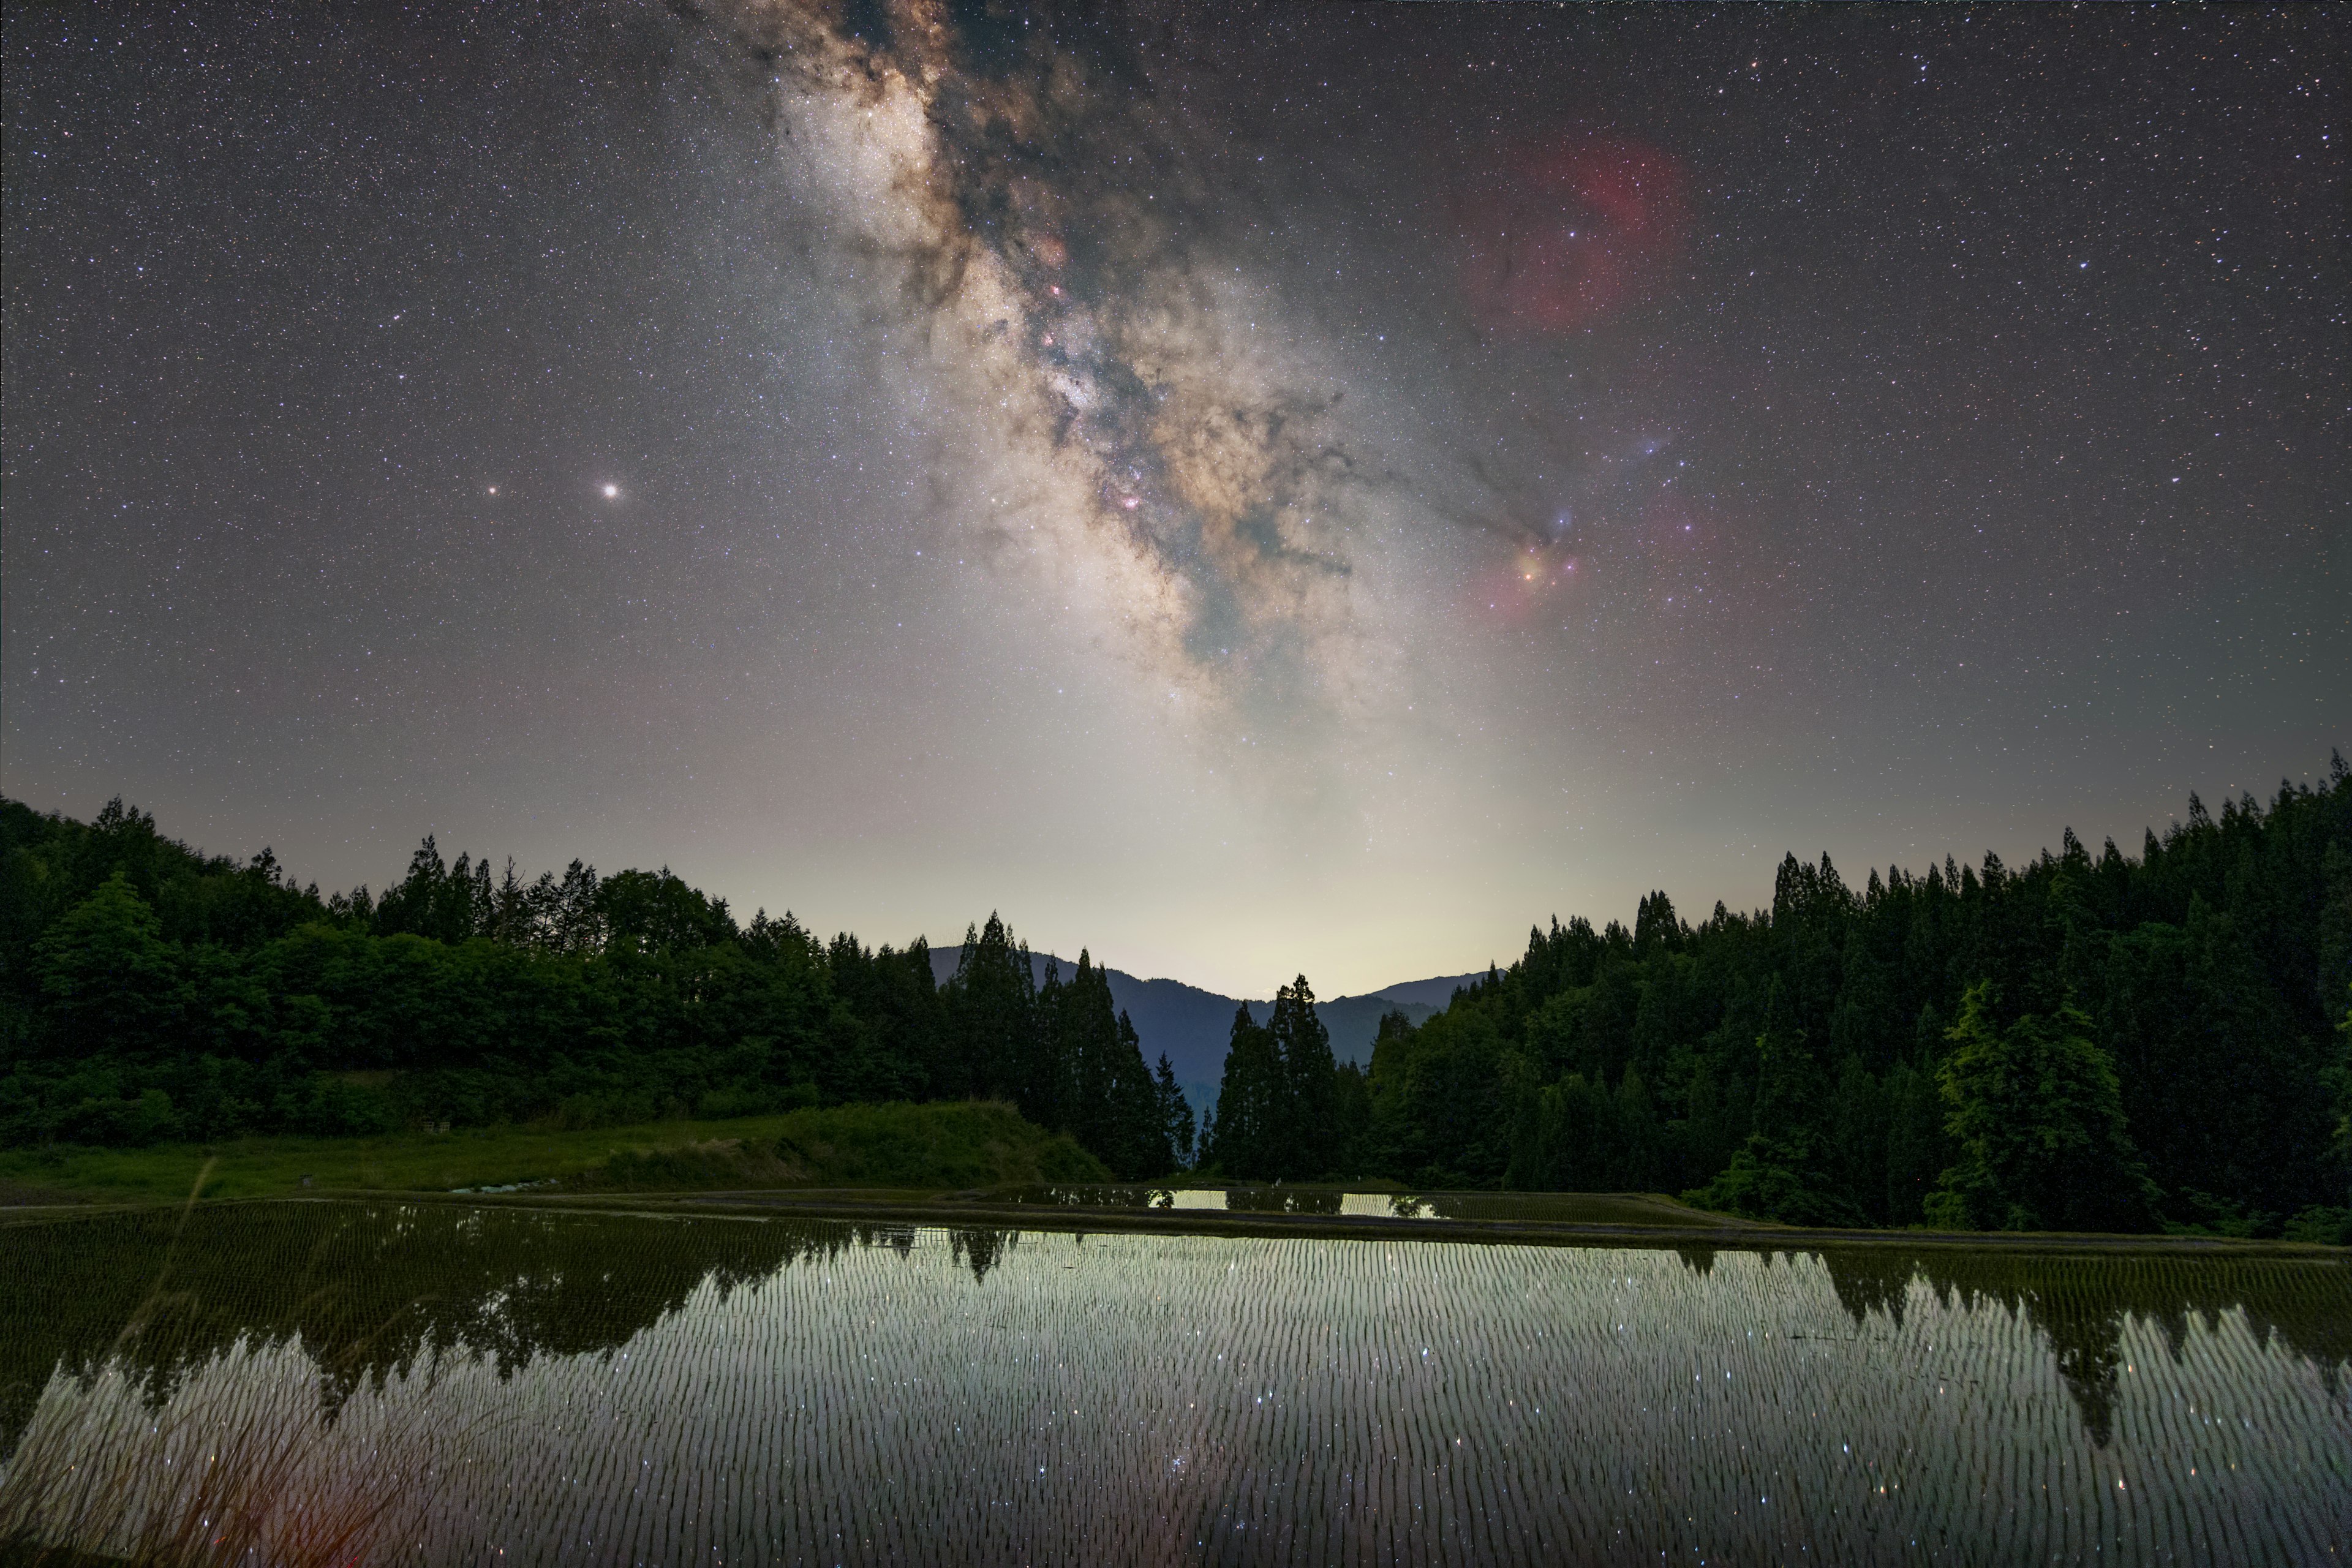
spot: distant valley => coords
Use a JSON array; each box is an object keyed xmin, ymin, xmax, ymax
[{"xmin": 924, "ymin": 948, "xmax": 1483, "ymax": 1112}]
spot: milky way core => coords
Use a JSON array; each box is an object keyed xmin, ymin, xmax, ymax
[{"xmin": 3, "ymin": 2, "xmax": 2340, "ymax": 993}]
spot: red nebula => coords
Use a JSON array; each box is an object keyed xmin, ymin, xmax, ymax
[
  {"xmin": 1469, "ymin": 544, "xmax": 1584, "ymax": 625},
  {"xmin": 1456, "ymin": 137, "xmax": 1687, "ymax": 334}
]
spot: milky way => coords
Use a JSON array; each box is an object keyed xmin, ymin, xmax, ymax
[
  {"xmin": 725, "ymin": 0, "xmax": 1417, "ymax": 733},
  {"xmin": 4, "ymin": 2, "xmax": 2341, "ymax": 992}
]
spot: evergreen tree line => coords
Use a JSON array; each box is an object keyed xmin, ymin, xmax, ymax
[
  {"xmin": 1199, "ymin": 978, "xmax": 1365, "ymax": 1182},
  {"xmin": 10, "ymin": 758, "xmax": 2350, "ymax": 1235},
  {"xmin": 1203, "ymin": 761, "xmax": 2352, "ymax": 1240},
  {"xmin": 0, "ymin": 800, "xmax": 1186, "ymax": 1177}
]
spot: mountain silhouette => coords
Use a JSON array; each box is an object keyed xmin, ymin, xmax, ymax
[{"xmin": 924, "ymin": 947, "xmax": 1480, "ymax": 1112}]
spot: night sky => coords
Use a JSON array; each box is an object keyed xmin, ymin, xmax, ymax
[{"xmin": 4, "ymin": 2, "xmax": 2342, "ymax": 997}]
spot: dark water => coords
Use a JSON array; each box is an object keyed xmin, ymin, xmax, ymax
[
  {"xmin": 1, "ymin": 1202, "xmax": 2346, "ymax": 1564},
  {"xmin": 982, "ymin": 1184, "xmax": 1725, "ymax": 1226}
]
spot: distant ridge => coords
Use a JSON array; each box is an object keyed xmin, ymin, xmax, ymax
[
  {"xmin": 922, "ymin": 947, "xmax": 1479, "ymax": 1112},
  {"xmin": 1364, "ymin": 971, "xmax": 1491, "ymax": 1010}
]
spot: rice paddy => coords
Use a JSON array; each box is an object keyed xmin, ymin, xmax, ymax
[
  {"xmin": 2, "ymin": 1202, "xmax": 2345, "ymax": 1565},
  {"xmin": 990, "ymin": 1185, "xmax": 1729, "ymax": 1226}
]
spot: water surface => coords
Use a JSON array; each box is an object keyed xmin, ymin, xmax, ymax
[
  {"xmin": 984, "ymin": 1185, "xmax": 1722, "ymax": 1226},
  {"xmin": 2, "ymin": 1202, "xmax": 2344, "ymax": 1564}
]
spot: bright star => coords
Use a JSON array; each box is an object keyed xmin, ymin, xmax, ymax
[{"xmin": 603, "ymin": 484, "xmax": 620, "ymax": 499}]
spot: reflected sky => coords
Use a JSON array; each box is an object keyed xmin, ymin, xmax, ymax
[{"xmin": 2, "ymin": 1202, "xmax": 2345, "ymax": 1562}]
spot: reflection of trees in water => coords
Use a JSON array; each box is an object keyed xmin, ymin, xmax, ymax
[
  {"xmin": 1673, "ymin": 1244, "xmax": 1717, "ymax": 1277},
  {"xmin": 1221, "ymin": 1186, "xmax": 1343, "ymax": 1215},
  {"xmin": 1812, "ymin": 1249, "xmax": 2352, "ymax": 1447},
  {"xmin": 0, "ymin": 1205, "xmax": 889, "ymax": 1461},
  {"xmin": 949, "ymin": 1227, "xmax": 1017, "ymax": 1282},
  {"xmin": 7, "ymin": 1207, "xmax": 2345, "ymax": 1464},
  {"xmin": 1816, "ymin": 1249, "xmax": 1913, "ymax": 1325}
]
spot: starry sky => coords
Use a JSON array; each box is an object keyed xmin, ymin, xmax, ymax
[{"xmin": 4, "ymin": 2, "xmax": 2342, "ymax": 997}]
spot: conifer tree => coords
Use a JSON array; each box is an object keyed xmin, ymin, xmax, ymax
[
  {"xmin": 1267, "ymin": 975, "xmax": 1338, "ymax": 1179},
  {"xmin": 1057, "ymin": 953, "xmax": 1118, "ymax": 1158},
  {"xmin": 1614, "ymin": 1065, "xmax": 1663, "ymax": 1191},
  {"xmin": 1689, "ymin": 978, "xmax": 1860, "ymax": 1225},
  {"xmin": 1881, "ymin": 1054, "xmax": 1946, "ymax": 1224},
  {"xmin": 1208, "ymin": 1004, "xmax": 1283, "ymax": 1178},
  {"xmin": 9, "ymin": 755, "xmax": 2352, "ymax": 1221},
  {"xmin": 1331, "ymin": 1060, "xmax": 1371, "ymax": 1178},
  {"xmin": 1034, "ymin": 955, "xmax": 1071, "ymax": 1132},
  {"xmin": 944, "ymin": 914, "xmax": 1038, "ymax": 1106},
  {"xmin": 1155, "ymin": 1052, "xmax": 1195, "ymax": 1169},
  {"xmin": 1106, "ymin": 1009, "xmax": 1170, "ymax": 1177}
]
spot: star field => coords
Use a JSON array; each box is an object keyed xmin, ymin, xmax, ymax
[{"xmin": 2, "ymin": 2, "xmax": 2340, "ymax": 995}]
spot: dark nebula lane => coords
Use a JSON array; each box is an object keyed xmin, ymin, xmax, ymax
[{"xmin": 2, "ymin": 1, "xmax": 2340, "ymax": 993}]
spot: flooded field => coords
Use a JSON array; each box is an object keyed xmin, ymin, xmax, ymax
[
  {"xmin": 982, "ymin": 1185, "xmax": 1724, "ymax": 1226},
  {"xmin": 1, "ymin": 1201, "xmax": 2346, "ymax": 1565}
]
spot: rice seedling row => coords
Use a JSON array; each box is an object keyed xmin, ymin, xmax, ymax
[{"xmin": 1, "ymin": 1206, "xmax": 2344, "ymax": 1564}]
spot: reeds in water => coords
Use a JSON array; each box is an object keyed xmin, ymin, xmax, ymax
[{"xmin": 0, "ymin": 1340, "xmax": 476, "ymax": 1568}]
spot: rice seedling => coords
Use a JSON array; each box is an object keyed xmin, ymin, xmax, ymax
[{"xmin": 2, "ymin": 1203, "xmax": 2344, "ymax": 1564}]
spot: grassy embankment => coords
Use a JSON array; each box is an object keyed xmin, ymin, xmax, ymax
[{"xmin": 0, "ymin": 1099, "xmax": 1110, "ymax": 1206}]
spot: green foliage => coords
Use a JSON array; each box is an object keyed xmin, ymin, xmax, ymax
[
  {"xmin": 0, "ymin": 805, "xmax": 1158, "ymax": 1178},
  {"xmin": 0, "ymin": 1101, "xmax": 1106, "ymax": 1204},
  {"xmin": 1882, "ymin": 1055, "xmax": 1947, "ymax": 1224},
  {"xmin": 1689, "ymin": 1137, "xmax": 1861, "ymax": 1228},
  {"xmin": 1923, "ymin": 984, "xmax": 2159, "ymax": 1232},
  {"xmin": 1353, "ymin": 758, "xmax": 2352, "ymax": 1234},
  {"xmin": 1513, "ymin": 1072, "xmax": 1630, "ymax": 1193},
  {"xmin": 1205, "ymin": 1005, "xmax": 1284, "ymax": 1178},
  {"xmin": 8, "ymin": 754, "xmax": 2351, "ymax": 1234},
  {"xmin": 1330, "ymin": 1059, "xmax": 1370, "ymax": 1177},
  {"xmin": 580, "ymin": 1101, "xmax": 1109, "ymax": 1192},
  {"xmin": 774, "ymin": 1099, "xmax": 1109, "ymax": 1188},
  {"xmin": 1688, "ymin": 980, "xmax": 1863, "ymax": 1226},
  {"xmin": 33, "ymin": 874, "xmax": 178, "ymax": 1060},
  {"xmin": 1204, "ymin": 977, "xmax": 1352, "ymax": 1182},
  {"xmin": 1036, "ymin": 953, "xmax": 1170, "ymax": 1179},
  {"xmin": 2282, "ymin": 1205, "xmax": 2352, "ymax": 1246},
  {"xmin": 1155, "ymin": 1052, "xmax": 1196, "ymax": 1169},
  {"xmin": 1267, "ymin": 976, "xmax": 1339, "ymax": 1177}
]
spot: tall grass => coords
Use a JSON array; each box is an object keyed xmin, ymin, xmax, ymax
[
  {"xmin": 0, "ymin": 1357, "xmax": 436, "ymax": 1566},
  {"xmin": 0, "ymin": 1162, "xmax": 475, "ymax": 1567}
]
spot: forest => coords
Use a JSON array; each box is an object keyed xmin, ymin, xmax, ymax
[
  {"xmin": 1204, "ymin": 758, "xmax": 2352, "ymax": 1240},
  {"xmin": 0, "ymin": 799, "xmax": 1188, "ymax": 1178},
  {"xmin": 4, "ymin": 756, "xmax": 2350, "ymax": 1236}
]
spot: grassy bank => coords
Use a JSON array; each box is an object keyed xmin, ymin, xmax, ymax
[{"xmin": 0, "ymin": 1100, "xmax": 1111, "ymax": 1205}]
